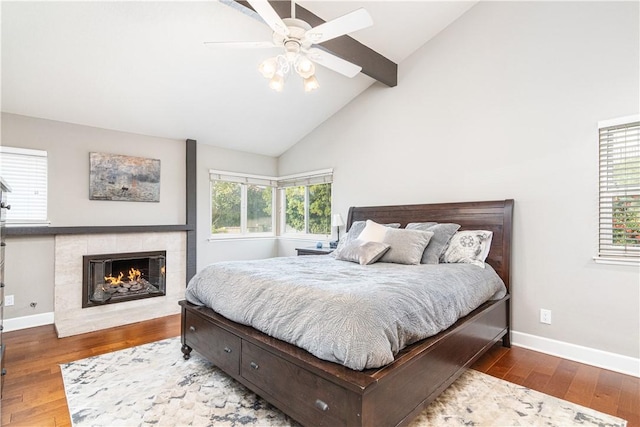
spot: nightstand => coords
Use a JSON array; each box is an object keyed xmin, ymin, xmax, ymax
[{"xmin": 296, "ymin": 246, "xmax": 334, "ymax": 256}]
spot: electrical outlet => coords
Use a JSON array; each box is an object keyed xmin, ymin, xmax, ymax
[
  {"xmin": 5, "ymin": 295, "xmax": 14, "ymax": 306},
  {"xmin": 540, "ymin": 308, "xmax": 552, "ymax": 325}
]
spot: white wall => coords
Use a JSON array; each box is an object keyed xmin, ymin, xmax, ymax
[{"xmin": 279, "ymin": 1, "xmax": 640, "ymax": 362}]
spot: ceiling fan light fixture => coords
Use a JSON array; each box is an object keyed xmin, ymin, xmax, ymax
[
  {"xmin": 211, "ymin": 1, "xmax": 374, "ymax": 92},
  {"xmin": 303, "ymin": 75, "xmax": 320, "ymax": 93}
]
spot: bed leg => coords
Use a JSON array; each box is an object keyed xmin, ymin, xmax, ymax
[
  {"xmin": 502, "ymin": 332, "xmax": 511, "ymax": 348},
  {"xmin": 182, "ymin": 344, "xmax": 193, "ymax": 360}
]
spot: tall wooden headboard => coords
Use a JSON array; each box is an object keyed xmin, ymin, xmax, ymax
[{"xmin": 346, "ymin": 199, "xmax": 514, "ymax": 290}]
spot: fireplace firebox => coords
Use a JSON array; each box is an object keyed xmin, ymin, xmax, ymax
[{"xmin": 82, "ymin": 251, "xmax": 166, "ymax": 308}]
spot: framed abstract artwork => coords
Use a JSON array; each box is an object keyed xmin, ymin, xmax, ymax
[{"xmin": 89, "ymin": 152, "xmax": 160, "ymax": 202}]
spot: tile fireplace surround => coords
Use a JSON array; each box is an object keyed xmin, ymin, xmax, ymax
[{"xmin": 54, "ymin": 232, "xmax": 186, "ymax": 337}]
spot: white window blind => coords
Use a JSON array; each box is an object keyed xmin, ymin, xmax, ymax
[
  {"xmin": 598, "ymin": 116, "xmax": 640, "ymax": 263},
  {"xmin": 209, "ymin": 170, "xmax": 278, "ymax": 187},
  {"xmin": 0, "ymin": 146, "xmax": 48, "ymax": 224},
  {"xmin": 277, "ymin": 169, "xmax": 333, "ymax": 188},
  {"xmin": 209, "ymin": 168, "xmax": 333, "ymax": 188}
]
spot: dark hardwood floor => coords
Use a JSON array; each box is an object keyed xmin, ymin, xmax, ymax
[{"xmin": 1, "ymin": 315, "xmax": 638, "ymax": 426}]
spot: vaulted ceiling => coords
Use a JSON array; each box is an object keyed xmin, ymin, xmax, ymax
[{"xmin": 1, "ymin": 1, "xmax": 477, "ymax": 156}]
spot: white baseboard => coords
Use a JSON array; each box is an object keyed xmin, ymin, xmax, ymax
[
  {"xmin": 4, "ymin": 312, "xmax": 54, "ymax": 332},
  {"xmin": 512, "ymin": 331, "xmax": 639, "ymax": 378}
]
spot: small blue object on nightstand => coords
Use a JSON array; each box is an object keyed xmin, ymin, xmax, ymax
[{"xmin": 316, "ymin": 242, "xmax": 323, "ymax": 249}]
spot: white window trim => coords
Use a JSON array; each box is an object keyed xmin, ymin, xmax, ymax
[
  {"xmin": 594, "ymin": 114, "xmax": 640, "ymax": 266},
  {"xmin": 209, "ymin": 168, "xmax": 333, "ymax": 240},
  {"xmin": 208, "ymin": 179, "xmax": 276, "ymax": 240},
  {"xmin": 279, "ymin": 186, "xmax": 332, "ymax": 240}
]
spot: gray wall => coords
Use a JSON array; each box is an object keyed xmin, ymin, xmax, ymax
[
  {"xmin": 278, "ymin": 2, "xmax": 640, "ymax": 359},
  {"xmin": 1, "ymin": 113, "xmax": 187, "ymax": 318},
  {"xmin": 2, "ymin": 113, "xmax": 186, "ymax": 226},
  {"xmin": 0, "ymin": 115, "xmax": 282, "ymax": 320},
  {"xmin": 196, "ymin": 143, "xmax": 279, "ymax": 269}
]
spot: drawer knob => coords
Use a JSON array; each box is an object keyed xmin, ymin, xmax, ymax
[
  {"xmin": 223, "ymin": 347, "xmax": 232, "ymax": 353},
  {"xmin": 189, "ymin": 326, "xmax": 196, "ymax": 332},
  {"xmin": 1, "ymin": 203, "xmax": 10, "ymax": 210},
  {"xmin": 250, "ymin": 361, "xmax": 259, "ymax": 370},
  {"xmin": 315, "ymin": 399, "xmax": 329, "ymax": 412}
]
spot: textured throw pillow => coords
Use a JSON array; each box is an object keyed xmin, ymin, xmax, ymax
[
  {"xmin": 441, "ymin": 230, "xmax": 493, "ymax": 268},
  {"xmin": 333, "ymin": 239, "xmax": 391, "ymax": 265},
  {"xmin": 379, "ymin": 228, "xmax": 434, "ymax": 265},
  {"xmin": 406, "ymin": 222, "xmax": 460, "ymax": 264}
]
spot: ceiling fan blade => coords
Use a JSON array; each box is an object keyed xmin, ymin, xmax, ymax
[
  {"xmin": 247, "ymin": 0, "xmax": 290, "ymax": 36},
  {"xmin": 305, "ymin": 8, "xmax": 373, "ymax": 44},
  {"xmin": 204, "ymin": 41, "xmax": 276, "ymax": 49},
  {"xmin": 307, "ymin": 48, "xmax": 362, "ymax": 78}
]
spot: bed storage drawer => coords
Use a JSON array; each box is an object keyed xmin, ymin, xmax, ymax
[
  {"xmin": 183, "ymin": 311, "xmax": 241, "ymax": 375},
  {"xmin": 241, "ymin": 341, "xmax": 350, "ymax": 426}
]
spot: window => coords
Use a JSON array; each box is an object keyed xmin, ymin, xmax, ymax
[
  {"xmin": 279, "ymin": 170, "xmax": 332, "ymax": 237},
  {"xmin": 210, "ymin": 171, "xmax": 276, "ymax": 237},
  {"xmin": 596, "ymin": 115, "xmax": 640, "ymax": 264},
  {"xmin": 282, "ymin": 184, "xmax": 332, "ymax": 235},
  {"xmin": 209, "ymin": 169, "xmax": 332, "ymax": 239},
  {"xmin": 0, "ymin": 146, "xmax": 48, "ymax": 225}
]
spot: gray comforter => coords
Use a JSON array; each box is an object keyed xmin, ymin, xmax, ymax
[{"xmin": 185, "ymin": 255, "xmax": 507, "ymax": 370}]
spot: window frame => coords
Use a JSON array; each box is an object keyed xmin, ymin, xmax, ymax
[
  {"xmin": 209, "ymin": 174, "xmax": 276, "ymax": 239},
  {"xmin": 594, "ymin": 115, "xmax": 640, "ymax": 266},
  {"xmin": 208, "ymin": 169, "xmax": 333, "ymax": 240},
  {"xmin": 279, "ymin": 183, "xmax": 333, "ymax": 239}
]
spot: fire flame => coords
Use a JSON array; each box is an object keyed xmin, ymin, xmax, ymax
[
  {"xmin": 104, "ymin": 268, "xmax": 143, "ymax": 286},
  {"xmin": 104, "ymin": 272, "xmax": 124, "ymax": 286},
  {"xmin": 128, "ymin": 268, "xmax": 142, "ymax": 282},
  {"xmin": 161, "ymin": 266, "xmax": 165, "ymax": 276}
]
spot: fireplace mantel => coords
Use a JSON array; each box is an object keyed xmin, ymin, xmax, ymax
[{"xmin": 5, "ymin": 224, "xmax": 191, "ymax": 236}]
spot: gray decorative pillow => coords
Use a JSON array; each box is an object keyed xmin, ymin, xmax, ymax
[
  {"xmin": 334, "ymin": 239, "xmax": 391, "ymax": 265},
  {"xmin": 333, "ymin": 221, "xmax": 400, "ymax": 255},
  {"xmin": 406, "ymin": 222, "xmax": 460, "ymax": 264},
  {"xmin": 441, "ymin": 230, "xmax": 493, "ymax": 268},
  {"xmin": 379, "ymin": 228, "xmax": 434, "ymax": 265}
]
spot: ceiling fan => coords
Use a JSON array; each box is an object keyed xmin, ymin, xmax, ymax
[{"xmin": 206, "ymin": 0, "xmax": 373, "ymax": 92}]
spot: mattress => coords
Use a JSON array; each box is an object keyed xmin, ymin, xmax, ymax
[{"xmin": 185, "ymin": 255, "xmax": 507, "ymax": 370}]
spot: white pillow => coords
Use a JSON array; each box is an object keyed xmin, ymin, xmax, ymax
[{"xmin": 357, "ymin": 220, "xmax": 390, "ymax": 243}]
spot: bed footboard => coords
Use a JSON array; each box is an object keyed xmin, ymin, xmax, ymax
[{"xmin": 180, "ymin": 295, "xmax": 509, "ymax": 427}]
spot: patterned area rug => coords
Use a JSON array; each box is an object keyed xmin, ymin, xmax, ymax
[{"xmin": 60, "ymin": 337, "xmax": 627, "ymax": 427}]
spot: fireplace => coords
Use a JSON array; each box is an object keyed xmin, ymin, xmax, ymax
[{"xmin": 82, "ymin": 250, "xmax": 166, "ymax": 308}]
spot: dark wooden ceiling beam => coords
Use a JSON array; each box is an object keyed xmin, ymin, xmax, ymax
[{"xmin": 236, "ymin": 0, "xmax": 397, "ymax": 87}]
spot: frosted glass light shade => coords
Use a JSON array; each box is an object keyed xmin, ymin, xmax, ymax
[
  {"xmin": 269, "ymin": 73, "xmax": 285, "ymax": 92},
  {"xmin": 258, "ymin": 57, "xmax": 278, "ymax": 79},
  {"xmin": 304, "ymin": 75, "xmax": 320, "ymax": 92}
]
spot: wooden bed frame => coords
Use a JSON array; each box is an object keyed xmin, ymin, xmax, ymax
[{"xmin": 180, "ymin": 199, "xmax": 514, "ymax": 426}]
